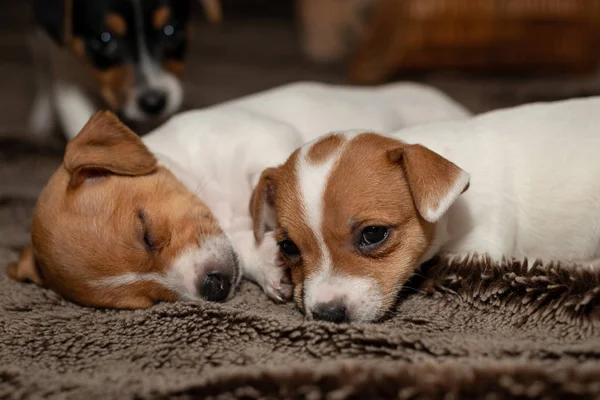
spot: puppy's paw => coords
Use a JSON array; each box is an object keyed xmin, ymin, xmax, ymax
[
  {"xmin": 261, "ymin": 270, "xmax": 293, "ymax": 304},
  {"xmin": 256, "ymin": 233, "xmax": 293, "ymax": 303}
]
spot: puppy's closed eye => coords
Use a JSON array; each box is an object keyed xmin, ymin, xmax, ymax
[{"xmin": 137, "ymin": 210, "xmax": 157, "ymax": 252}]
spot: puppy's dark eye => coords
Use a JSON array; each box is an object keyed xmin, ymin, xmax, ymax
[
  {"xmin": 278, "ymin": 239, "xmax": 300, "ymax": 259},
  {"xmin": 359, "ymin": 226, "xmax": 390, "ymax": 248},
  {"xmin": 137, "ymin": 210, "xmax": 156, "ymax": 252}
]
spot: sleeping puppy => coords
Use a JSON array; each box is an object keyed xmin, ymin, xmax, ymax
[
  {"xmin": 29, "ymin": 0, "xmax": 219, "ymax": 141},
  {"xmin": 250, "ymin": 96, "xmax": 600, "ymax": 323},
  {"xmin": 7, "ymin": 81, "xmax": 470, "ymax": 309}
]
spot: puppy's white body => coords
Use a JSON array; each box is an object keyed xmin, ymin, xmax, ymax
[
  {"xmin": 392, "ymin": 97, "xmax": 600, "ymax": 265},
  {"xmin": 216, "ymin": 82, "xmax": 471, "ymax": 142},
  {"xmin": 143, "ymin": 81, "xmax": 471, "ymax": 297}
]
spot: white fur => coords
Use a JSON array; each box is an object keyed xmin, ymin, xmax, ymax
[
  {"xmin": 141, "ymin": 81, "xmax": 472, "ymax": 301},
  {"xmin": 216, "ymin": 82, "xmax": 471, "ymax": 143},
  {"xmin": 392, "ymin": 97, "xmax": 600, "ymax": 264},
  {"xmin": 296, "ymin": 139, "xmax": 340, "ymax": 313},
  {"xmin": 304, "ymin": 273, "xmax": 382, "ymax": 322},
  {"xmin": 297, "ymin": 141, "xmax": 340, "ymax": 265},
  {"xmin": 422, "ymin": 170, "xmax": 471, "ymax": 223},
  {"xmin": 94, "ymin": 272, "xmax": 168, "ymax": 289}
]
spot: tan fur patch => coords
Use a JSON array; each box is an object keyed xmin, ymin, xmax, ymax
[
  {"xmin": 105, "ymin": 13, "xmax": 127, "ymax": 36},
  {"xmin": 153, "ymin": 6, "xmax": 171, "ymax": 30},
  {"xmin": 306, "ymin": 134, "xmax": 345, "ymax": 165}
]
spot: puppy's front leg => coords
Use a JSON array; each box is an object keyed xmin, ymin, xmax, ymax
[
  {"xmin": 54, "ymin": 82, "xmax": 97, "ymax": 140},
  {"xmin": 228, "ymin": 230, "xmax": 293, "ymax": 303}
]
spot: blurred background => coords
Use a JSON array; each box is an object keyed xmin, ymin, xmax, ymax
[{"xmin": 2, "ymin": 0, "xmax": 600, "ymax": 143}]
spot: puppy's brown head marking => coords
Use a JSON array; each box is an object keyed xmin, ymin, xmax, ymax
[
  {"xmin": 306, "ymin": 134, "xmax": 345, "ymax": 165},
  {"xmin": 250, "ymin": 131, "xmax": 470, "ymax": 322}
]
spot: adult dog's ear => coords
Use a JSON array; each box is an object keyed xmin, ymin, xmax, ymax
[
  {"xmin": 249, "ymin": 168, "xmax": 278, "ymax": 243},
  {"xmin": 33, "ymin": 0, "xmax": 73, "ymax": 44},
  {"xmin": 64, "ymin": 110, "xmax": 157, "ymax": 188},
  {"xmin": 6, "ymin": 246, "xmax": 44, "ymax": 286},
  {"xmin": 388, "ymin": 144, "xmax": 470, "ymax": 223}
]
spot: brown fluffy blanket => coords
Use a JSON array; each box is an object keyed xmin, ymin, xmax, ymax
[{"xmin": 1, "ymin": 142, "xmax": 600, "ymax": 399}]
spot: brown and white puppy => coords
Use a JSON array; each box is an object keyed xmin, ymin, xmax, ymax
[
  {"xmin": 8, "ymin": 111, "xmax": 240, "ymax": 309},
  {"xmin": 250, "ymin": 131, "xmax": 469, "ymax": 323},
  {"xmin": 251, "ymin": 96, "xmax": 600, "ymax": 324},
  {"xmin": 29, "ymin": 0, "xmax": 220, "ymax": 141}
]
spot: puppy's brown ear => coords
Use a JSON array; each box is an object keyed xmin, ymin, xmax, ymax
[
  {"xmin": 6, "ymin": 246, "xmax": 44, "ymax": 286},
  {"xmin": 64, "ymin": 111, "xmax": 157, "ymax": 188},
  {"xmin": 249, "ymin": 168, "xmax": 278, "ymax": 243},
  {"xmin": 389, "ymin": 144, "xmax": 470, "ymax": 223}
]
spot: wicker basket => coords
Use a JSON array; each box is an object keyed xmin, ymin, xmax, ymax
[{"xmin": 349, "ymin": 0, "xmax": 600, "ymax": 84}]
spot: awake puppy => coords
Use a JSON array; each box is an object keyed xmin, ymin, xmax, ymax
[{"xmin": 250, "ymin": 96, "xmax": 600, "ymax": 323}]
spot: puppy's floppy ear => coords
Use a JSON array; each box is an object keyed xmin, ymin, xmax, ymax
[
  {"xmin": 389, "ymin": 144, "xmax": 470, "ymax": 223},
  {"xmin": 64, "ymin": 110, "xmax": 157, "ymax": 188},
  {"xmin": 33, "ymin": 0, "xmax": 73, "ymax": 44},
  {"xmin": 250, "ymin": 168, "xmax": 278, "ymax": 243},
  {"xmin": 6, "ymin": 246, "xmax": 44, "ymax": 286}
]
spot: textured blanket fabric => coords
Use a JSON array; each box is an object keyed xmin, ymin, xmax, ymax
[{"xmin": 1, "ymin": 142, "xmax": 600, "ymax": 399}]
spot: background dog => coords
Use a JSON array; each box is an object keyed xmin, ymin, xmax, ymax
[{"xmin": 29, "ymin": 0, "xmax": 220, "ymax": 142}]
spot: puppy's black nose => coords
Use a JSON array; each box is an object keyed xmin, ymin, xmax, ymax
[
  {"xmin": 312, "ymin": 302, "xmax": 348, "ymax": 323},
  {"xmin": 199, "ymin": 272, "xmax": 231, "ymax": 302},
  {"xmin": 138, "ymin": 90, "xmax": 167, "ymax": 115}
]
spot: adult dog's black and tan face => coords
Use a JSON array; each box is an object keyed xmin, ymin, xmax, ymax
[{"xmin": 34, "ymin": 0, "xmax": 193, "ymax": 123}]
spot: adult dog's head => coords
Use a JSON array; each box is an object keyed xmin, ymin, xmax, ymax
[{"xmin": 34, "ymin": 0, "xmax": 220, "ymax": 125}]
